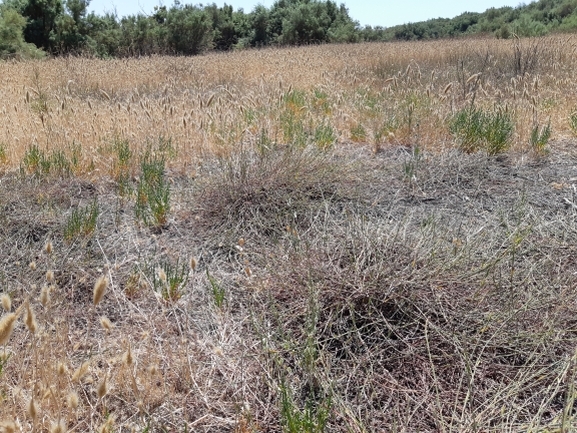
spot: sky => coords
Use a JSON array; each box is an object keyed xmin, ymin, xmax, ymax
[{"xmin": 88, "ymin": 0, "xmax": 527, "ymax": 28}]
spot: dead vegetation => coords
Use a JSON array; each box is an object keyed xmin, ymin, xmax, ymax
[{"xmin": 1, "ymin": 36, "xmax": 577, "ymax": 432}]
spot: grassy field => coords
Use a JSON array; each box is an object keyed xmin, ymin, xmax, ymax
[{"xmin": 1, "ymin": 35, "xmax": 577, "ymax": 432}]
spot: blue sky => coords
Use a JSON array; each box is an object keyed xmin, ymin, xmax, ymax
[{"xmin": 88, "ymin": 0, "xmax": 527, "ymax": 28}]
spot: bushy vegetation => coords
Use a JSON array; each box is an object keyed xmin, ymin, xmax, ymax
[
  {"xmin": 0, "ymin": 0, "xmax": 360, "ymax": 57},
  {"xmin": 450, "ymin": 106, "xmax": 514, "ymax": 155},
  {"xmin": 0, "ymin": 5, "xmax": 44, "ymax": 58},
  {"xmin": 367, "ymin": 0, "xmax": 577, "ymax": 41},
  {"xmin": 3, "ymin": 0, "xmax": 577, "ymax": 59}
]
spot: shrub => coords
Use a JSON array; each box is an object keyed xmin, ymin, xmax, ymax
[
  {"xmin": 197, "ymin": 145, "xmax": 355, "ymax": 238},
  {"xmin": 450, "ymin": 106, "xmax": 514, "ymax": 155}
]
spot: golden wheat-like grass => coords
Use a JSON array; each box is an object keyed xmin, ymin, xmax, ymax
[
  {"xmin": 96, "ymin": 375, "xmax": 108, "ymax": 399},
  {"xmin": 39, "ymin": 285, "xmax": 50, "ymax": 307},
  {"xmin": 0, "ymin": 35, "xmax": 574, "ymax": 176},
  {"xmin": 99, "ymin": 316, "xmax": 113, "ymax": 332}
]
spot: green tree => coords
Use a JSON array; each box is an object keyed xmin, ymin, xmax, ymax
[
  {"xmin": 269, "ymin": 0, "xmax": 358, "ymax": 45},
  {"xmin": 84, "ymin": 12, "xmax": 121, "ymax": 57},
  {"xmin": 0, "ymin": 7, "xmax": 45, "ymax": 58},
  {"xmin": 0, "ymin": 0, "xmax": 28, "ymax": 13},
  {"xmin": 66, "ymin": 0, "xmax": 87, "ymax": 23},
  {"xmin": 206, "ymin": 3, "xmax": 237, "ymax": 50},
  {"xmin": 51, "ymin": 0, "xmax": 90, "ymax": 52},
  {"xmin": 166, "ymin": 5, "xmax": 212, "ymax": 55},
  {"xmin": 280, "ymin": 2, "xmax": 330, "ymax": 44},
  {"xmin": 119, "ymin": 13, "xmax": 163, "ymax": 56},
  {"xmin": 327, "ymin": 4, "xmax": 359, "ymax": 42},
  {"xmin": 512, "ymin": 14, "xmax": 548, "ymax": 36},
  {"xmin": 22, "ymin": 0, "xmax": 64, "ymax": 50},
  {"xmin": 250, "ymin": 4, "xmax": 269, "ymax": 46}
]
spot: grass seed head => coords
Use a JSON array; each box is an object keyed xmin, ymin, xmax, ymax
[
  {"xmin": 97, "ymin": 375, "xmax": 109, "ymax": 399},
  {"xmin": 123, "ymin": 345, "xmax": 134, "ymax": 366},
  {"xmin": 466, "ymin": 72, "xmax": 481, "ymax": 84},
  {"xmin": 0, "ymin": 313, "xmax": 19, "ymax": 346},
  {"xmin": 98, "ymin": 416, "xmax": 115, "ymax": 433},
  {"xmin": 44, "ymin": 241, "xmax": 53, "ymax": 255},
  {"xmin": 0, "ymin": 421, "xmax": 16, "ymax": 433},
  {"xmin": 49, "ymin": 420, "xmax": 66, "ymax": 433},
  {"xmin": 29, "ymin": 261, "xmax": 36, "ymax": 270},
  {"xmin": 46, "ymin": 270, "xmax": 55, "ymax": 283},
  {"xmin": 72, "ymin": 361, "xmax": 89, "ymax": 382},
  {"xmin": 1, "ymin": 295, "xmax": 10, "ymax": 312},
  {"xmin": 189, "ymin": 256, "xmax": 197, "ymax": 271},
  {"xmin": 157, "ymin": 267, "xmax": 167, "ymax": 284},
  {"xmin": 67, "ymin": 392, "xmax": 79, "ymax": 410},
  {"xmin": 100, "ymin": 316, "xmax": 113, "ymax": 332},
  {"xmin": 25, "ymin": 302, "xmax": 37, "ymax": 334},
  {"xmin": 27, "ymin": 397, "xmax": 38, "ymax": 420},
  {"xmin": 40, "ymin": 285, "xmax": 50, "ymax": 307},
  {"xmin": 93, "ymin": 275, "xmax": 108, "ymax": 305}
]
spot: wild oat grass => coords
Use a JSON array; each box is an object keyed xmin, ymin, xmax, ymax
[{"xmin": 1, "ymin": 36, "xmax": 577, "ymax": 432}]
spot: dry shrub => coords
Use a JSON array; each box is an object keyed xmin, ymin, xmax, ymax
[
  {"xmin": 239, "ymin": 147, "xmax": 577, "ymax": 432},
  {"xmin": 197, "ymin": 144, "xmax": 363, "ymax": 239}
]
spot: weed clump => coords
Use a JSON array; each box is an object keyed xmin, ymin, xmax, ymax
[
  {"xmin": 63, "ymin": 200, "xmax": 99, "ymax": 242},
  {"xmin": 198, "ymin": 145, "xmax": 357, "ymax": 239},
  {"xmin": 20, "ymin": 144, "xmax": 80, "ymax": 178},
  {"xmin": 135, "ymin": 151, "xmax": 170, "ymax": 228},
  {"xmin": 143, "ymin": 257, "xmax": 188, "ymax": 301},
  {"xmin": 450, "ymin": 106, "xmax": 514, "ymax": 155},
  {"xmin": 529, "ymin": 119, "xmax": 552, "ymax": 154}
]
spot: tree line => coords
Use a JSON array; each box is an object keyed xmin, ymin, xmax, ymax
[
  {"xmin": 0, "ymin": 0, "xmax": 360, "ymax": 58},
  {"xmin": 1, "ymin": 0, "xmax": 577, "ymax": 59},
  {"xmin": 368, "ymin": 0, "xmax": 577, "ymax": 41}
]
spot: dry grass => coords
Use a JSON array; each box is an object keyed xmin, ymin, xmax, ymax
[
  {"xmin": 1, "ymin": 35, "xmax": 577, "ymax": 432},
  {"xmin": 1, "ymin": 36, "xmax": 577, "ymax": 173}
]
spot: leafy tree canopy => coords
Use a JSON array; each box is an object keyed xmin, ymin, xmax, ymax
[{"xmin": 1, "ymin": 0, "xmax": 577, "ymax": 59}]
